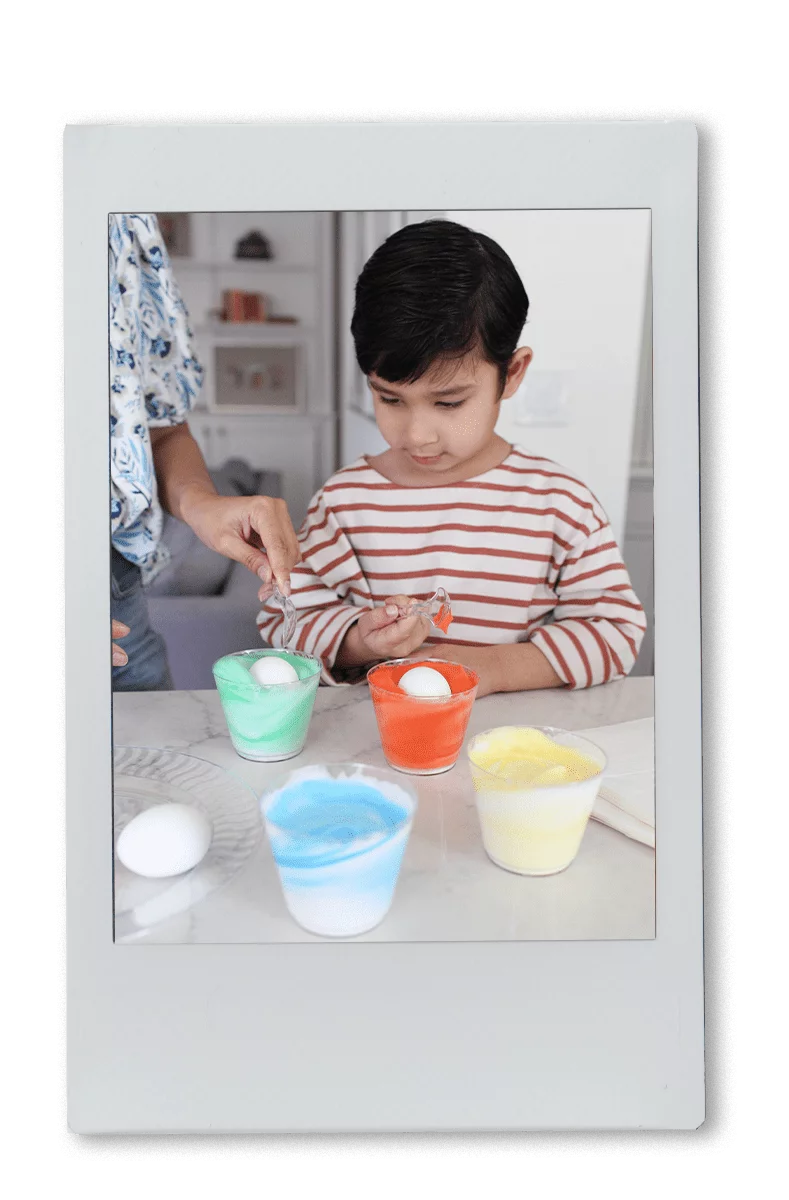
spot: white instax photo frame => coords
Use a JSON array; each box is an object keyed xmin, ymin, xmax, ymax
[{"xmin": 66, "ymin": 121, "xmax": 702, "ymax": 1133}]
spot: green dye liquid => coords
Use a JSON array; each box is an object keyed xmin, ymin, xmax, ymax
[{"xmin": 213, "ymin": 651, "xmax": 320, "ymax": 761}]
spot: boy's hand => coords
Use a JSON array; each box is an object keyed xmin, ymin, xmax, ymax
[
  {"xmin": 112, "ymin": 620, "xmax": 130, "ymax": 667},
  {"xmin": 336, "ymin": 595, "xmax": 431, "ymax": 669},
  {"xmin": 358, "ymin": 594, "xmax": 431, "ymax": 660}
]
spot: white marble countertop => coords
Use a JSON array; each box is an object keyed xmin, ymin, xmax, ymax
[{"xmin": 113, "ymin": 676, "xmax": 655, "ymax": 943}]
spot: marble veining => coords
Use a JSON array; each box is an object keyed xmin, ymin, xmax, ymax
[{"xmin": 113, "ymin": 676, "xmax": 655, "ymax": 943}]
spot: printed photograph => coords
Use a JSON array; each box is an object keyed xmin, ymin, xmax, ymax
[{"xmin": 110, "ymin": 209, "xmax": 655, "ymax": 943}]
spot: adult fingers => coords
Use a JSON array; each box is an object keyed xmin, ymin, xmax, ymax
[
  {"xmin": 217, "ymin": 528, "xmax": 270, "ymax": 577},
  {"xmin": 257, "ymin": 562, "xmax": 275, "ymax": 604},
  {"xmin": 112, "ymin": 644, "xmax": 128, "ymax": 666},
  {"xmin": 249, "ymin": 497, "xmax": 298, "ymax": 594},
  {"xmin": 281, "ymin": 504, "xmax": 302, "ymax": 567},
  {"xmin": 112, "ymin": 620, "xmax": 130, "ymax": 639}
]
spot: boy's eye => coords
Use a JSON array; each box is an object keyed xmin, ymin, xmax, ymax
[{"xmin": 376, "ymin": 395, "xmax": 465, "ymax": 409}]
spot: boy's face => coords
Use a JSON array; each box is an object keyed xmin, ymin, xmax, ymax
[{"xmin": 368, "ymin": 348, "xmax": 532, "ymax": 477}]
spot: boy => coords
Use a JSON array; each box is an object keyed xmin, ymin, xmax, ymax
[{"xmin": 257, "ymin": 219, "xmax": 646, "ymax": 697}]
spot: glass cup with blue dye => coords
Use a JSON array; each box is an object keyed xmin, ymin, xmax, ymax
[
  {"xmin": 212, "ymin": 649, "xmax": 321, "ymax": 762},
  {"xmin": 261, "ymin": 762, "xmax": 417, "ymax": 937}
]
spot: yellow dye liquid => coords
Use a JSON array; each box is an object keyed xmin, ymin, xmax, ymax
[{"xmin": 468, "ymin": 728, "xmax": 603, "ymax": 875}]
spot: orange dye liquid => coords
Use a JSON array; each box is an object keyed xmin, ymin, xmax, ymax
[
  {"xmin": 368, "ymin": 660, "xmax": 478, "ymax": 773},
  {"xmin": 432, "ymin": 603, "xmax": 453, "ymax": 633}
]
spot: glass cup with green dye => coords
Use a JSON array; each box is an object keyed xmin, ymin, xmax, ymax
[{"xmin": 212, "ymin": 649, "xmax": 321, "ymax": 762}]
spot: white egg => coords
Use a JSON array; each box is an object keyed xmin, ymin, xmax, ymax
[
  {"xmin": 250, "ymin": 655, "xmax": 299, "ymax": 687},
  {"xmin": 116, "ymin": 803, "xmax": 212, "ymax": 879},
  {"xmin": 398, "ymin": 665, "xmax": 452, "ymax": 698}
]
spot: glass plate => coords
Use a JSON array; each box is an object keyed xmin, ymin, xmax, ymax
[{"xmin": 113, "ymin": 746, "xmax": 262, "ymax": 941}]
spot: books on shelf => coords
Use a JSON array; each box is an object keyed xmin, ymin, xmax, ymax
[
  {"xmin": 222, "ymin": 290, "xmax": 266, "ymax": 322},
  {"xmin": 217, "ymin": 291, "xmax": 299, "ymax": 326}
]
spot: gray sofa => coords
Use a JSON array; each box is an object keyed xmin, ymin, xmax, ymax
[{"xmin": 146, "ymin": 460, "xmax": 281, "ymax": 690}]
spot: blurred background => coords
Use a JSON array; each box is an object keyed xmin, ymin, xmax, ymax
[{"xmin": 145, "ymin": 211, "xmax": 653, "ymax": 687}]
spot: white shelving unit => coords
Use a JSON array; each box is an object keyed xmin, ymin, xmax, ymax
[
  {"xmin": 174, "ymin": 260, "xmax": 315, "ymax": 274},
  {"xmin": 164, "ymin": 212, "xmax": 336, "ymax": 527},
  {"xmin": 195, "ymin": 320, "xmax": 312, "ymax": 345}
]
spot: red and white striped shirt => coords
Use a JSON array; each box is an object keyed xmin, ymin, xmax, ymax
[{"xmin": 257, "ymin": 446, "xmax": 646, "ymax": 688}]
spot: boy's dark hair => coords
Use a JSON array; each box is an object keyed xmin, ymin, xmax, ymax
[{"xmin": 351, "ymin": 218, "xmax": 529, "ymax": 393}]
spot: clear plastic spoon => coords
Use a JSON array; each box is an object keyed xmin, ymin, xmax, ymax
[
  {"xmin": 270, "ymin": 584, "xmax": 297, "ymax": 647},
  {"xmin": 395, "ymin": 587, "xmax": 453, "ymax": 634}
]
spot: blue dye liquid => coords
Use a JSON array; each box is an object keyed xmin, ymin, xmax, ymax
[{"xmin": 266, "ymin": 779, "xmax": 409, "ymax": 870}]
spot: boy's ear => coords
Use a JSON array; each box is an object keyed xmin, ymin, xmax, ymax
[{"xmin": 500, "ymin": 347, "xmax": 533, "ymax": 399}]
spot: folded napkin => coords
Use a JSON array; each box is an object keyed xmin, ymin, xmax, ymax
[{"xmin": 577, "ymin": 718, "xmax": 655, "ymax": 848}]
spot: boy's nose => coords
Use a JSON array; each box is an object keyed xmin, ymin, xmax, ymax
[{"xmin": 406, "ymin": 419, "xmax": 441, "ymax": 451}]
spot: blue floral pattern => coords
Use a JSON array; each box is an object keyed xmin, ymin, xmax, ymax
[{"xmin": 109, "ymin": 213, "xmax": 204, "ymax": 580}]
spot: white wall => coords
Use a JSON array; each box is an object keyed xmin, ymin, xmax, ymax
[
  {"xmin": 623, "ymin": 267, "xmax": 655, "ymax": 675},
  {"xmin": 447, "ymin": 210, "xmax": 651, "ymax": 548},
  {"xmin": 342, "ymin": 408, "xmax": 388, "ymax": 463}
]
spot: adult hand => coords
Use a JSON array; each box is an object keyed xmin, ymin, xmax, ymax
[
  {"xmin": 112, "ymin": 620, "xmax": 130, "ymax": 667},
  {"xmin": 181, "ymin": 492, "xmax": 301, "ymax": 597}
]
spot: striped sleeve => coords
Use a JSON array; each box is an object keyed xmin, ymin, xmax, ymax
[
  {"xmin": 257, "ymin": 489, "xmax": 373, "ymax": 686},
  {"xmin": 529, "ymin": 520, "xmax": 647, "ymax": 689}
]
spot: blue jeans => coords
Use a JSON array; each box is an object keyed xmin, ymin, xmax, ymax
[{"xmin": 111, "ymin": 547, "xmax": 172, "ymax": 691}]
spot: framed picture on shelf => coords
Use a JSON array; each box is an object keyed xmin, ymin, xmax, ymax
[
  {"xmin": 208, "ymin": 343, "xmax": 304, "ymax": 413},
  {"xmin": 156, "ymin": 212, "xmax": 191, "ymax": 258}
]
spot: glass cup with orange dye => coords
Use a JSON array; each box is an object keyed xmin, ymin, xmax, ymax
[{"xmin": 366, "ymin": 657, "xmax": 479, "ymax": 775}]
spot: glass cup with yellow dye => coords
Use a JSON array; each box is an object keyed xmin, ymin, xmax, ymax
[{"xmin": 467, "ymin": 726, "xmax": 607, "ymax": 876}]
